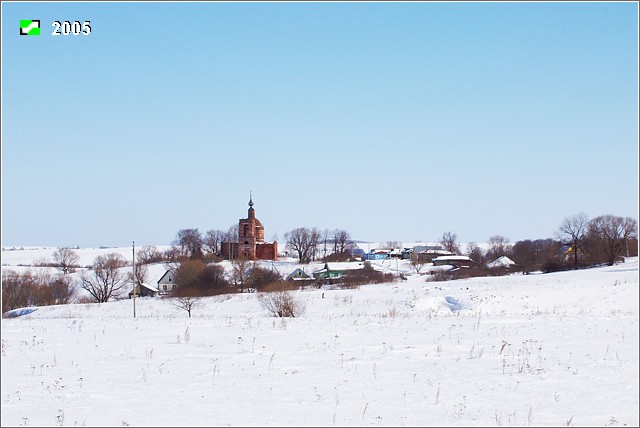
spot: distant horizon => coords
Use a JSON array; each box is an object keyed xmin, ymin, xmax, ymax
[{"xmin": 2, "ymin": 2, "xmax": 638, "ymax": 249}]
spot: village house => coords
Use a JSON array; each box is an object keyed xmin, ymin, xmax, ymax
[
  {"xmin": 432, "ymin": 255, "xmax": 475, "ymax": 268},
  {"xmin": 156, "ymin": 270, "xmax": 176, "ymax": 296},
  {"xmin": 312, "ymin": 262, "xmax": 367, "ymax": 280},
  {"xmin": 128, "ymin": 282, "xmax": 159, "ymax": 298}
]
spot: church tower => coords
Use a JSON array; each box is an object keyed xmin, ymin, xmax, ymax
[
  {"xmin": 221, "ymin": 193, "xmax": 277, "ymax": 261},
  {"xmin": 238, "ymin": 193, "xmax": 265, "ymax": 259}
]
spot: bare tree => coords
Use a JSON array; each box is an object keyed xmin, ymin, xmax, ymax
[
  {"xmin": 2, "ymin": 270, "xmax": 32, "ymax": 313},
  {"xmin": 78, "ymin": 253, "xmax": 129, "ymax": 303},
  {"xmin": 52, "ymin": 247, "xmax": 80, "ymax": 274},
  {"xmin": 309, "ymin": 228, "xmax": 321, "ymax": 261},
  {"xmin": 622, "ymin": 217, "xmax": 639, "ymax": 257},
  {"xmin": 486, "ymin": 235, "xmax": 511, "ymax": 261},
  {"xmin": 410, "ymin": 255, "xmax": 427, "ymax": 274},
  {"xmin": 321, "ymin": 229, "xmax": 331, "ymax": 259},
  {"xmin": 48, "ymin": 277, "xmax": 76, "ymax": 305},
  {"xmin": 127, "ymin": 262, "xmax": 148, "ymax": 292},
  {"xmin": 588, "ymin": 215, "xmax": 636, "ymax": 266},
  {"xmin": 204, "ymin": 229, "xmax": 225, "ymax": 256},
  {"xmin": 137, "ymin": 245, "xmax": 164, "ymax": 264},
  {"xmin": 556, "ymin": 213, "xmax": 589, "ymax": 268},
  {"xmin": 332, "ymin": 229, "xmax": 353, "ymax": 256},
  {"xmin": 230, "ymin": 256, "xmax": 253, "ymax": 292},
  {"xmin": 174, "ymin": 294, "xmax": 200, "ymax": 318},
  {"xmin": 440, "ymin": 232, "xmax": 460, "ymax": 254},
  {"xmin": 225, "ymin": 224, "xmax": 239, "ymax": 243},
  {"xmin": 285, "ymin": 227, "xmax": 316, "ymax": 264},
  {"xmin": 510, "ymin": 240, "xmax": 538, "ymax": 274},
  {"xmin": 2, "ymin": 270, "xmax": 76, "ymax": 312},
  {"xmin": 466, "ymin": 242, "xmax": 484, "ymax": 265},
  {"xmin": 173, "ymin": 228, "xmax": 204, "ymax": 259},
  {"xmin": 384, "ymin": 241, "xmax": 402, "ymax": 250}
]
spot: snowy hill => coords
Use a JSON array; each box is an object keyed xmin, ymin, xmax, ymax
[{"xmin": 1, "ymin": 250, "xmax": 638, "ymax": 426}]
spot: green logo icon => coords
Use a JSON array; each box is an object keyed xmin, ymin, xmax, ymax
[{"xmin": 20, "ymin": 20, "xmax": 40, "ymax": 36}]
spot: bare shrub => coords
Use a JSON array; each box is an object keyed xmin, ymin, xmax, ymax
[
  {"xmin": 246, "ymin": 267, "xmax": 283, "ymax": 292},
  {"xmin": 323, "ymin": 251, "xmax": 351, "ymax": 263},
  {"xmin": 2, "ymin": 270, "xmax": 76, "ymax": 313},
  {"xmin": 258, "ymin": 287, "xmax": 305, "ymax": 318},
  {"xmin": 2, "ymin": 270, "xmax": 32, "ymax": 313},
  {"xmin": 426, "ymin": 271, "xmax": 453, "ymax": 282},
  {"xmin": 173, "ymin": 259, "xmax": 231, "ymax": 297},
  {"xmin": 341, "ymin": 262, "xmax": 395, "ymax": 287},
  {"xmin": 427, "ymin": 265, "xmax": 515, "ymax": 282}
]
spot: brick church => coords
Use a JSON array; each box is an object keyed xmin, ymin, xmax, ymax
[{"xmin": 220, "ymin": 195, "xmax": 278, "ymax": 261}]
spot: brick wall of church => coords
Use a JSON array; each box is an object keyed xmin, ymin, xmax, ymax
[{"xmin": 255, "ymin": 242, "xmax": 278, "ymax": 261}]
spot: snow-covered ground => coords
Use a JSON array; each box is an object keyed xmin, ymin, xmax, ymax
[{"xmin": 1, "ymin": 247, "xmax": 638, "ymax": 427}]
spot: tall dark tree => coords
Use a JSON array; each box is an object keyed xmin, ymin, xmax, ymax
[
  {"xmin": 285, "ymin": 227, "xmax": 316, "ymax": 264},
  {"xmin": 556, "ymin": 213, "xmax": 589, "ymax": 268},
  {"xmin": 332, "ymin": 229, "xmax": 353, "ymax": 256},
  {"xmin": 588, "ymin": 215, "xmax": 637, "ymax": 266},
  {"xmin": 622, "ymin": 217, "xmax": 639, "ymax": 257},
  {"xmin": 512, "ymin": 238, "xmax": 562, "ymax": 273},
  {"xmin": 465, "ymin": 242, "xmax": 484, "ymax": 265},
  {"xmin": 173, "ymin": 229, "xmax": 204, "ymax": 259},
  {"xmin": 486, "ymin": 235, "xmax": 511, "ymax": 261},
  {"xmin": 321, "ymin": 229, "xmax": 331, "ymax": 259},
  {"xmin": 47, "ymin": 277, "xmax": 76, "ymax": 305},
  {"xmin": 204, "ymin": 229, "xmax": 225, "ymax": 256},
  {"xmin": 309, "ymin": 228, "xmax": 321, "ymax": 261}
]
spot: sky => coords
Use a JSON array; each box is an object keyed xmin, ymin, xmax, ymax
[
  {"xmin": 1, "ymin": 249, "xmax": 638, "ymax": 426},
  {"xmin": 1, "ymin": 1, "xmax": 638, "ymax": 248}
]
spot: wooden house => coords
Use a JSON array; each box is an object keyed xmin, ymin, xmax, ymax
[
  {"xmin": 312, "ymin": 262, "xmax": 366, "ymax": 280},
  {"xmin": 157, "ymin": 270, "xmax": 176, "ymax": 295},
  {"xmin": 128, "ymin": 282, "xmax": 159, "ymax": 298}
]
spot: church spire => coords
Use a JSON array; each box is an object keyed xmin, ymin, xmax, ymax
[{"xmin": 248, "ymin": 191, "xmax": 255, "ymax": 218}]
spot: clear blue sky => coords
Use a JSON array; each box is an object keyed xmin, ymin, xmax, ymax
[{"xmin": 2, "ymin": 2, "xmax": 638, "ymax": 248}]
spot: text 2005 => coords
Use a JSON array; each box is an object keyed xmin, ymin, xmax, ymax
[{"xmin": 52, "ymin": 21, "xmax": 91, "ymax": 36}]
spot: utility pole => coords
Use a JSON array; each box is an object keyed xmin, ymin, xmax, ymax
[{"xmin": 132, "ymin": 241, "xmax": 136, "ymax": 318}]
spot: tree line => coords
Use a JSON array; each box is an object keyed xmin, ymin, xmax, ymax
[
  {"xmin": 425, "ymin": 213, "xmax": 638, "ymax": 276},
  {"xmin": 2, "ymin": 212, "xmax": 637, "ymax": 314}
]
